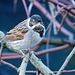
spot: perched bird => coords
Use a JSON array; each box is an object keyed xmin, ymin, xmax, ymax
[{"xmin": 0, "ymin": 15, "xmax": 45, "ymax": 62}]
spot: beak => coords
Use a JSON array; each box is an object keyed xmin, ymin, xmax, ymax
[{"xmin": 33, "ymin": 25, "xmax": 45, "ymax": 37}]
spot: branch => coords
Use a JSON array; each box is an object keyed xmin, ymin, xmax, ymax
[
  {"xmin": 1, "ymin": 60, "xmax": 17, "ymax": 71},
  {"xmin": 40, "ymin": 38, "xmax": 75, "ymax": 46},
  {"xmin": 58, "ymin": 0, "xmax": 73, "ymax": 5},
  {"xmin": 1, "ymin": 44, "xmax": 70, "ymax": 59},
  {"xmin": 48, "ymin": 2, "xmax": 57, "ymax": 35},
  {"xmin": 37, "ymin": 44, "xmax": 70, "ymax": 56},
  {"xmin": 56, "ymin": 11, "xmax": 68, "ymax": 35},
  {"xmin": 0, "ymin": 31, "xmax": 55, "ymax": 75},
  {"xmin": 47, "ymin": 0, "xmax": 75, "ymax": 15},
  {"xmin": 1, "ymin": 59, "xmax": 75, "ymax": 74},
  {"xmin": 65, "ymin": 17, "xmax": 75, "ymax": 30},
  {"xmin": 30, "ymin": 51, "xmax": 54, "ymax": 75},
  {"xmin": 22, "ymin": 0, "xmax": 29, "ymax": 18},
  {"xmin": 54, "ymin": 69, "xmax": 75, "ymax": 73},
  {"xmin": 29, "ymin": 0, "xmax": 74, "ymax": 40},
  {"xmin": 28, "ymin": 2, "xmax": 33, "ymax": 15},
  {"xmin": 18, "ymin": 54, "xmax": 29, "ymax": 75},
  {"xmin": 56, "ymin": 47, "xmax": 75, "ymax": 75}
]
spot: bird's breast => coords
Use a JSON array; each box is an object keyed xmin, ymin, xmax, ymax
[{"xmin": 7, "ymin": 30, "xmax": 42, "ymax": 50}]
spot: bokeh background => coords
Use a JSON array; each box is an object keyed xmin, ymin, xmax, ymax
[{"xmin": 0, "ymin": 0, "xmax": 75, "ymax": 75}]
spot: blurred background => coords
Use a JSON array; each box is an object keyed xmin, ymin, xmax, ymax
[{"xmin": 0, "ymin": 0, "xmax": 75, "ymax": 75}]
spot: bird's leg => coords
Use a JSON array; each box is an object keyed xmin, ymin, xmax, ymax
[
  {"xmin": 27, "ymin": 48, "xmax": 32, "ymax": 58},
  {"xmin": 19, "ymin": 49, "xmax": 32, "ymax": 59},
  {"xmin": 36, "ymin": 69, "xmax": 41, "ymax": 75},
  {"xmin": 19, "ymin": 50, "xmax": 29, "ymax": 59},
  {"xmin": 0, "ymin": 46, "xmax": 4, "ymax": 64}
]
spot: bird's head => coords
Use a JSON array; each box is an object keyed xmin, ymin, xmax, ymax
[{"xmin": 28, "ymin": 15, "xmax": 45, "ymax": 37}]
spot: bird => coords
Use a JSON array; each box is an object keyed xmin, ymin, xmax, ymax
[{"xmin": 0, "ymin": 14, "xmax": 45, "ymax": 62}]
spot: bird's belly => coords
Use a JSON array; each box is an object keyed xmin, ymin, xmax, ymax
[{"xmin": 8, "ymin": 31, "xmax": 42, "ymax": 50}]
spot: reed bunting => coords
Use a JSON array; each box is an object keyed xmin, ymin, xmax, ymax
[{"xmin": 0, "ymin": 15, "xmax": 45, "ymax": 61}]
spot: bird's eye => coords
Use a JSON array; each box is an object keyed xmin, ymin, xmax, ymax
[
  {"xmin": 30, "ymin": 24, "xmax": 33, "ymax": 27},
  {"xmin": 32, "ymin": 19, "xmax": 35, "ymax": 22}
]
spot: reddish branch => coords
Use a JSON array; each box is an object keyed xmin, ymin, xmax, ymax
[
  {"xmin": 47, "ymin": 0, "xmax": 75, "ymax": 15},
  {"xmin": 66, "ymin": 18, "xmax": 75, "ymax": 26},
  {"xmin": 22, "ymin": 0, "xmax": 29, "ymax": 18},
  {"xmin": 58, "ymin": 0, "xmax": 73, "ymax": 5},
  {"xmin": 66, "ymin": 18, "xmax": 75, "ymax": 30},
  {"xmin": 1, "ymin": 55, "xmax": 21, "ymax": 60},
  {"xmin": 37, "ymin": 44, "xmax": 70, "ymax": 56},
  {"xmin": 1, "ymin": 60, "xmax": 17, "ymax": 71},
  {"xmin": 54, "ymin": 69, "xmax": 75, "ymax": 73},
  {"xmin": 1, "ymin": 44, "xmax": 70, "ymax": 60},
  {"xmin": 26, "ymin": 70, "xmax": 75, "ymax": 73},
  {"xmin": 26, "ymin": 69, "xmax": 75, "ymax": 73}
]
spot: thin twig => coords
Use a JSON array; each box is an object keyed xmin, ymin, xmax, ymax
[
  {"xmin": 54, "ymin": 69, "xmax": 75, "ymax": 73},
  {"xmin": 46, "ymin": 20, "xmax": 52, "ymax": 67},
  {"xmin": 28, "ymin": 1, "xmax": 34, "ymax": 15},
  {"xmin": 46, "ymin": 27, "xmax": 51, "ymax": 67},
  {"xmin": 22, "ymin": 0, "xmax": 29, "ymax": 18},
  {"xmin": 1, "ymin": 59, "xmax": 75, "ymax": 74},
  {"xmin": 48, "ymin": 2, "xmax": 57, "ymax": 35},
  {"xmin": 56, "ymin": 47, "xmax": 75, "ymax": 75},
  {"xmin": 71, "ymin": 0, "xmax": 75, "ymax": 5},
  {"xmin": 65, "ymin": 17, "xmax": 75, "ymax": 30},
  {"xmin": 56, "ymin": 11, "xmax": 68, "ymax": 35},
  {"xmin": 13, "ymin": 0, "xmax": 18, "ymax": 13},
  {"xmin": 37, "ymin": 44, "xmax": 70, "ymax": 56},
  {"xmin": 58, "ymin": 0, "xmax": 73, "ymax": 5},
  {"xmin": 47, "ymin": 0, "xmax": 75, "ymax": 15},
  {"xmin": 1, "ymin": 60, "xmax": 18, "ymax": 71}
]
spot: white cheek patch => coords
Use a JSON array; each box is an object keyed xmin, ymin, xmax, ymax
[
  {"xmin": 31, "ymin": 22, "xmax": 42, "ymax": 29},
  {"xmin": 27, "ymin": 19, "xmax": 45, "ymax": 37},
  {"xmin": 31, "ymin": 23, "xmax": 45, "ymax": 36},
  {"xmin": 27, "ymin": 18, "xmax": 31, "ymax": 29}
]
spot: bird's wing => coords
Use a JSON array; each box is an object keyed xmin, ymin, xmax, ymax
[
  {"xmin": 14, "ymin": 20, "xmax": 27, "ymax": 29},
  {"xmin": 3, "ymin": 20, "xmax": 29, "ymax": 41}
]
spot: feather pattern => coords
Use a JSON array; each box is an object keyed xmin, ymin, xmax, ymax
[{"xmin": 3, "ymin": 20, "xmax": 29, "ymax": 41}]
